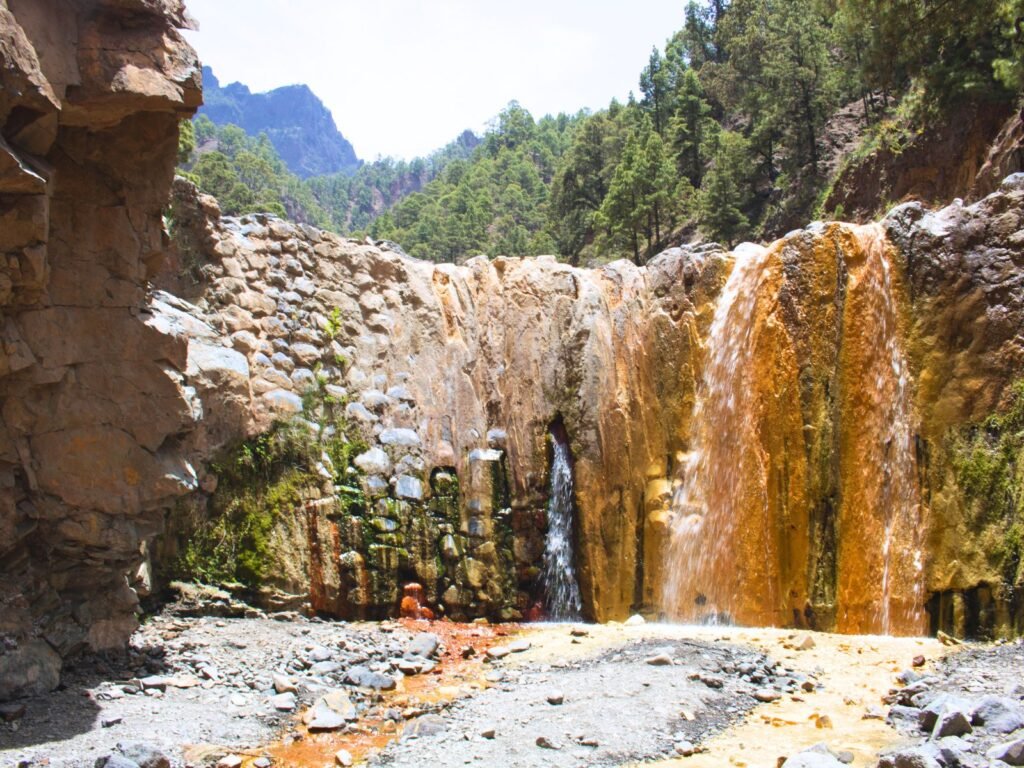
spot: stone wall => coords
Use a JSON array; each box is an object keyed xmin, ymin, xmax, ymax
[
  {"xmin": 154, "ymin": 180, "xmax": 729, "ymax": 624},
  {"xmin": 159, "ymin": 176, "xmax": 1024, "ymax": 640}
]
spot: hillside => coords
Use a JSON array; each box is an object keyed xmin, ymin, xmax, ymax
[
  {"xmin": 200, "ymin": 66, "xmax": 360, "ymax": 178},
  {"xmin": 185, "ymin": 1, "xmax": 1024, "ymax": 267}
]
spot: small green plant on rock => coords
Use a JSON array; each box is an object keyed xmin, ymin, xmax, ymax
[
  {"xmin": 176, "ymin": 375, "xmax": 367, "ymax": 588},
  {"xmin": 951, "ymin": 379, "xmax": 1024, "ymax": 586}
]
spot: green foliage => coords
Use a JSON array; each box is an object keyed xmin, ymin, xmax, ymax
[
  {"xmin": 179, "ymin": 2, "xmax": 1022, "ymax": 262},
  {"xmin": 951, "ymin": 379, "xmax": 1024, "ymax": 586},
  {"xmin": 698, "ymin": 131, "xmax": 753, "ymax": 245},
  {"xmin": 371, "ymin": 102, "xmax": 575, "ymax": 262},
  {"xmin": 181, "ymin": 114, "xmax": 328, "ymax": 225},
  {"xmin": 176, "ymin": 373, "xmax": 367, "ymax": 588}
]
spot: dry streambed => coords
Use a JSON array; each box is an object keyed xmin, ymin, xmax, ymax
[{"xmin": 1, "ymin": 611, "xmax": 1022, "ymax": 768}]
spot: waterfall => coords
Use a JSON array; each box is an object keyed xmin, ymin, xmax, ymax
[
  {"xmin": 542, "ymin": 431, "xmax": 583, "ymax": 621},
  {"xmin": 836, "ymin": 225, "xmax": 924, "ymax": 634},
  {"xmin": 661, "ymin": 243, "xmax": 774, "ymax": 624},
  {"xmin": 660, "ymin": 228, "xmax": 925, "ymax": 634}
]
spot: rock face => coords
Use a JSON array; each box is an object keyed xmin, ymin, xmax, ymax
[
  {"xmin": 156, "ymin": 174, "xmax": 1024, "ymax": 638},
  {"xmin": 0, "ymin": 0, "xmax": 201, "ymax": 698},
  {"xmin": 3, "ymin": 1, "xmax": 1024, "ymax": 705},
  {"xmin": 199, "ymin": 66, "xmax": 361, "ymax": 178}
]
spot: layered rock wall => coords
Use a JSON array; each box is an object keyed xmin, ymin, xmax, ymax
[
  {"xmin": 160, "ymin": 176, "xmax": 1024, "ymax": 640},
  {"xmin": 0, "ymin": 0, "xmax": 200, "ymax": 698}
]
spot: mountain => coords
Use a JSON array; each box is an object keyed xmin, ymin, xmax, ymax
[{"xmin": 199, "ymin": 66, "xmax": 360, "ymax": 178}]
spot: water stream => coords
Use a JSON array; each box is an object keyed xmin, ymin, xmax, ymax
[
  {"xmin": 660, "ymin": 230, "xmax": 925, "ymax": 633},
  {"xmin": 542, "ymin": 432, "xmax": 584, "ymax": 621},
  {"xmin": 661, "ymin": 243, "xmax": 774, "ymax": 624}
]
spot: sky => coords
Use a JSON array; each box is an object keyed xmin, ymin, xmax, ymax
[{"xmin": 182, "ymin": 1, "xmax": 688, "ymax": 161}]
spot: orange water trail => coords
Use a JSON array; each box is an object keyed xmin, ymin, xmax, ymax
[
  {"xmin": 836, "ymin": 224, "xmax": 925, "ymax": 635},
  {"xmin": 661, "ymin": 242, "xmax": 775, "ymax": 624},
  {"xmin": 660, "ymin": 227, "xmax": 926, "ymax": 634}
]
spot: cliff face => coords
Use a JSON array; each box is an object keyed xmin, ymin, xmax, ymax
[
  {"xmin": 156, "ymin": 175, "xmax": 1024, "ymax": 641},
  {"xmin": 0, "ymin": 0, "xmax": 201, "ymax": 699}
]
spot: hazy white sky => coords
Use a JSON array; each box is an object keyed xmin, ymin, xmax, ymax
[{"xmin": 182, "ymin": 1, "xmax": 687, "ymax": 160}]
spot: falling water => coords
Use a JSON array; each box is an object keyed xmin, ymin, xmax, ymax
[
  {"xmin": 661, "ymin": 243, "xmax": 774, "ymax": 624},
  {"xmin": 837, "ymin": 226, "xmax": 924, "ymax": 634},
  {"xmin": 660, "ymin": 227, "xmax": 925, "ymax": 634},
  {"xmin": 542, "ymin": 432, "xmax": 584, "ymax": 621}
]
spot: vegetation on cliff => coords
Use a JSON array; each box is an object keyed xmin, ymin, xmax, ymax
[
  {"xmin": 175, "ymin": 378, "xmax": 366, "ymax": 587},
  {"xmin": 951, "ymin": 379, "xmax": 1024, "ymax": 589}
]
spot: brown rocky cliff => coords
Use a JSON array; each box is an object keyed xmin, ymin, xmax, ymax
[
  {"xmin": 0, "ymin": 0, "xmax": 200, "ymax": 699},
  {"xmin": 160, "ymin": 175, "xmax": 1024, "ymax": 641}
]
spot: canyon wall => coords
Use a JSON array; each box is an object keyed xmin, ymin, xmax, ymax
[
  {"xmin": 0, "ymin": 0, "xmax": 201, "ymax": 699},
  {"xmin": 157, "ymin": 175, "xmax": 1024, "ymax": 642},
  {"xmin": 3, "ymin": 0, "xmax": 1024, "ymax": 705}
]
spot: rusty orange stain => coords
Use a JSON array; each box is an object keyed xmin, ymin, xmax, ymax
[{"xmin": 264, "ymin": 619, "xmax": 518, "ymax": 767}]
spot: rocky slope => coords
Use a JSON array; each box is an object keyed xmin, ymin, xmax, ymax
[{"xmin": 200, "ymin": 66, "xmax": 360, "ymax": 178}]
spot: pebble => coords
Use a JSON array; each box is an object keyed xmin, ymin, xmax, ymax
[
  {"xmin": 335, "ymin": 748, "xmax": 354, "ymax": 767},
  {"xmin": 536, "ymin": 735, "xmax": 560, "ymax": 749},
  {"xmin": 546, "ymin": 690, "xmax": 564, "ymax": 705},
  {"xmin": 646, "ymin": 653, "xmax": 673, "ymax": 666}
]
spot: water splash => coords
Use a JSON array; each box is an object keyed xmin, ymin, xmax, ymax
[
  {"xmin": 542, "ymin": 432, "xmax": 583, "ymax": 621},
  {"xmin": 661, "ymin": 243, "xmax": 774, "ymax": 624}
]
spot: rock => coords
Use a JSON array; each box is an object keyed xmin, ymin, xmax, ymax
[
  {"xmin": 395, "ymin": 474, "xmax": 424, "ymax": 501},
  {"xmin": 347, "ymin": 666, "xmax": 396, "ymax": 691},
  {"xmin": 755, "ymin": 689, "xmax": 782, "ymax": 702},
  {"xmin": 919, "ymin": 694, "xmax": 972, "ymax": 732},
  {"xmin": 937, "ymin": 631, "xmax": 961, "ymax": 647},
  {"xmin": 536, "ymin": 736, "xmax": 560, "ymax": 750},
  {"xmin": 403, "ymin": 713, "xmax": 447, "ymax": 739},
  {"xmin": 971, "ymin": 695, "xmax": 1024, "ymax": 733},
  {"xmin": 486, "ymin": 646, "xmax": 511, "ymax": 660},
  {"xmin": 306, "ymin": 703, "xmax": 346, "ymax": 732},
  {"xmin": 877, "ymin": 746, "xmax": 943, "ymax": 768},
  {"xmin": 646, "ymin": 653, "xmax": 673, "ymax": 666},
  {"xmin": 546, "ymin": 690, "xmax": 565, "ymax": 705},
  {"xmin": 99, "ymin": 757, "xmax": 143, "ymax": 768},
  {"xmin": 0, "ymin": 703, "xmax": 27, "ymax": 721},
  {"xmin": 216, "ymin": 757, "xmax": 243, "ymax": 768},
  {"xmin": 912, "ymin": 655, "xmax": 926, "ymax": 667},
  {"xmin": 115, "ymin": 743, "xmax": 171, "ymax": 768},
  {"xmin": 887, "ymin": 704, "xmax": 922, "ymax": 729},
  {"xmin": 405, "ymin": 633, "xmax": 440, "ymax": 659},
  {"xmin": 480, "ymin": 725, "xmax": 497, "ymax": 739},
  {"xmin": 624, "ymin": 614, "xmax": 646, "ymax": 626},
  {"xmin": 988, "ymin": 739, "xmax": 1024, "ymax": 765},
  {"xmin": 354, "ymin": 447, "xmax": 391, "ymax": 475},
  {"xmin": 0, "ymin": 640, "xmax": 61, "ymax": 699},
  {"xmin": 379, "ymin": 428, "xmax": 421, "ymax": 447},
  {"xmin": 506, "ymin": 639, "xmax": 531, "ymax": 653},
  {"xmin": 797, "ymin": 636, "xmax": 816, "ymax": 651},
  {"xmin": 273, "ymin": 673, "xmax": 297, "ymax": 693},
  {"xmin": 781, "ymin": 751, "xmax": 847, "ymax": 767},
  {"xmin": 271, "ymin": 692, "xmax": 296, "ymax": 711},
  {"xmin": 102, "ymin": 716, "xmax": 123, "ymax": 728},
  {"xmin": 334, "ymin": 749, "xmax": 353, "ymax": 767},
  {"xmin": 675, "ymin": 741, "xmax": 696, "ymax": 757}
]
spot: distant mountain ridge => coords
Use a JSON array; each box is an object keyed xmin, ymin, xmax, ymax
[{"xmin": 199, "ymin": 66, "xmax": 360, "ymax": 178}]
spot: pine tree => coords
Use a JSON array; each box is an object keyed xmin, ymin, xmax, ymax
[{"xmin": 698, "ymin": 130, "xmax": 752, "ymax": 246}]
